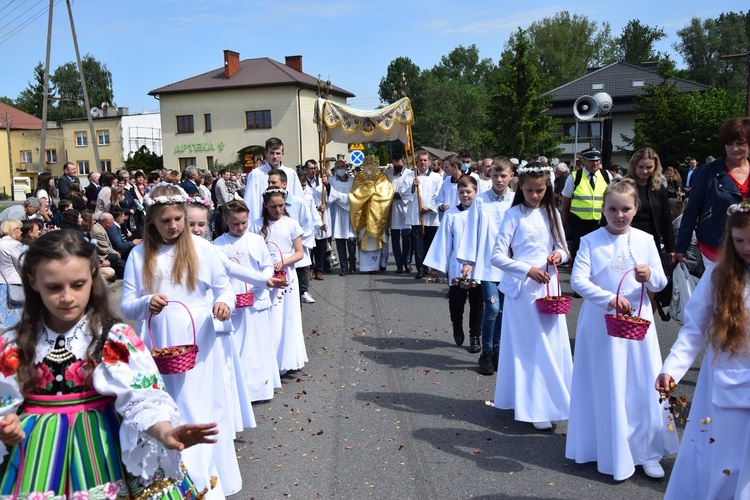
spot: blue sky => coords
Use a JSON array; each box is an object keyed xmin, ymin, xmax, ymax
[{"xmin": 0, "ymin": 0, "xmax": 744, "ymax": 114}]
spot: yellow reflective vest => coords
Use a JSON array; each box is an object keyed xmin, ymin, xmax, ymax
[{"xmin": 570, "ymin": 169, "xmax": 608, "ymax": 221}]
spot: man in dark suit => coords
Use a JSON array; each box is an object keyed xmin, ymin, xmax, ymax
[
  {"xmin": 179, "ymin": 166, "xmax": 200, "ymax": 195},
  {"xmin": 84, "ymin": 172, "xmax": 100, "ymax": 211},
  {"xmin": 682, "ymin": 157, "xmax": 699, "ymax": 198},
  {"xmin": 57, "ymin": 162, "xmax": 81, "ymax": 200},
  {"xmin": 91, "ymin": 213, "xmax": 126, "ymax": 278},
  {"xmin": 106, "ymin": 207, "xmax": 141, "ymax": 260}
]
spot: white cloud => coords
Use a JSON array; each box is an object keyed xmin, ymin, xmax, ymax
[{"xmin": 425, "ymin": 6, "xmax": 564, "ymax": 36}]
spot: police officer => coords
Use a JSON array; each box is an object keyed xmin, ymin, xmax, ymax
[{"xmin": 560, "ymin": 149, "xmax": 610, "ymax": 261}]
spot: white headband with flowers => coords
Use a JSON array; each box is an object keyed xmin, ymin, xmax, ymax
[
  {"xmin": 188, "ymin": 197, "xmax": 212, "ymax": 207},
  {"xmin": 517, "ymin": 165, "xmax": 554, "ymax": 175},
  {"xmin": 727, "ymin": 201, "xmax": 750, "ymax": 215}
]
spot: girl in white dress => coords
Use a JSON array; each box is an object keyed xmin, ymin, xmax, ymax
[
  {"xmin": 186, "ymin": 199, "xmax": 257, "ymax": 431},
  {"xmin": 657, "ymin": 201, "xmax": 750, "ymax": 498},
  {"xmin": 250, "ymin": 188, "xmax": 307, "ymax": 373},
  {"xmin": 215, "ymin": 200, "xmax": 287, "ymax": 401},
  {"xmin": 121, "ymin": 186, "xmax": 241, "ymax": 499},
  {"xmin": 567, "ymin": 179, "xmax": 678, "ymax": 480},
  {"xmin": 490, "ymin": 163, "xmax": 572, "ymax": 430}
]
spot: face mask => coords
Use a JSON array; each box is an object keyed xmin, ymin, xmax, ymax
[
  {"xmin": 461, "ymin": 163, "xmax": 471, "ymax": 172},
  {"xmin": 336, "ymin": 169, "xmax": 347, "ymax": 178}
]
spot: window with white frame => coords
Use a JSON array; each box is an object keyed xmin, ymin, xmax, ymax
[
  {"xmin": 97, "ymin": 130, "xmax": 110, "ymax": 146},
  {"xmin": 45, "ymin": 149, "xmax": 57, "ymax": 164},
  {"xmin": 100, "ymin": 159, "xmax": 112, "ymax": 172},
  {"xmin": 20, "ymin": 151, "xmax": 32, "ymax": 163},
  {"xmin": 75, "ymin": 131, "xmax": 88, "ymax": 147},
  {"xmin": 77, "ymin": 160, "xmax": 90, "ymax": 175}
]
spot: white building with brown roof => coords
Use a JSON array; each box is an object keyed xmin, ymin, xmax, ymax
[{"xmin": 149, "ymin": 51, "xmax": 355, "ymax": 172}]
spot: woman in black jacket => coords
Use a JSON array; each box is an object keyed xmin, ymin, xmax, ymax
[{"xmin": 626, "ymin": 147, "xmax": 675, "ymax": 267}]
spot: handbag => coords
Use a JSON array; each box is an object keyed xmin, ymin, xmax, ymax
[
  {"xmin": 669, "ymin": 262, "xmax": 697, "ymax": 325},
  {"xmin": 0, "ymin": 267, "xmax": 24, "ymax": 306}
]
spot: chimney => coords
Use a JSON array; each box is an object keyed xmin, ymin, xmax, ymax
[
  {"xmin": 224, "ymin": 50, "xmax": 240, "ymax": 78},
  {"xmin": 285, "ymin": 55, "xmax": 303, "ymax": 73}
]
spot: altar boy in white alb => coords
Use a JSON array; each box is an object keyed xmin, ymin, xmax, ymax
[
  {"xmin": 243, "ymin": 137, "xmax": 304, "ymax": 223},
  {"xmin": 328, "ymin": 160, "xmax": 357, "ymax": 275},
  {"xmin": 437, "ymin": 155, "xmax": 465, "ymax": 219},
  {"xmin": 458, "ymin": 157, "xmax": 514, "ymax": 366},
  {"xmin": 387, "ymin": 154, "xmax": 417, "ymax": 273},
  {"xmin": 411, "ymin": 151, "xmax": 442, "ymax": 278}
]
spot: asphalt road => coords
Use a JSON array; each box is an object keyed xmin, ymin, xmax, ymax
[{"xmin": 110, "ymin": 264, "xmax": 698, "ymax": 500}]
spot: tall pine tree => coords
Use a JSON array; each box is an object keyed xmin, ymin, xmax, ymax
[{"xmin": 490, "ymin": 29, "xmax": 562, "ymax": 158}]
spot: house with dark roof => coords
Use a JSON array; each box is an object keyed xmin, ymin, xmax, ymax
[
  {"xmin": 544, "ymin": 61, "xmax": 710, "ymax": 165},
  {"xmin": 0, "ymin": 102, "xmax": 65, "ymax": 199},
  {"xmin": 149, "ymin": 51, "xmax": 355, "ymax": 171}
]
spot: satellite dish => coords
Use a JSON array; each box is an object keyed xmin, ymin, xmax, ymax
[{"xmin": 90, "ymin": 107, "xmax": 100, "ymax": 117}]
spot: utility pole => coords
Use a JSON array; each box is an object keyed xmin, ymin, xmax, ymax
[
  {"xmin": 65, "ymin": 0, "xmax": 101, "ymax": 171},
  {"xmin": 720, "ymin": 50, "xmax": 750, "ymax": 117},
  {"xmin": 4, "ymin": 113, "xmax": 13, "ymax": 199},
  {"xmin": 39, "ymin": 0, "xmax": 54, "ymax": 173}
]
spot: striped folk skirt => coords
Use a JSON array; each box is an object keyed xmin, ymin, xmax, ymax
[{"xmin": 0, "ymin": 390, "xmax": 197, "ymax": 500}]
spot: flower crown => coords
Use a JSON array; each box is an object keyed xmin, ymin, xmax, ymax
[
  {"xmin": 727, "ymin": 201, "xmax": 750, "ymax": 215},
  {"xmin": 264, "ymin": 188, "xmax": 288, "ymax": 196},
  {"xmin": 143, "ymin": 195, "xmax": 189, "ymax": 207},
  {"xmin": 188, "ymin": 196, "xmax": 212, "ymax": 207},
  {"xmin": 517, "ymin": 165, "xmax": 554, "ymax": 175}
]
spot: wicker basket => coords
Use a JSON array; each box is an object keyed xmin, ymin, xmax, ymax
[
  {"xmin": 148, "ymin": 301, "xmax": 198, "ymax": 375},
  {"xmin": 268, "ymin": 241, "xmax": 288, "ymax": 284},
  {"xmin": 231, "ymin": 258, "xmax": 255, "ymax": 307},
  {"xmin": 535, "ymin": 261, "xmax": 572, "ymax": 315},
  {"xmin": 605, "ymin": 268, "xmax": 651, "ymax": 341}
]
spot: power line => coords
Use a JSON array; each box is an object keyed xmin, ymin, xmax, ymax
[
  {"xmin": 0, "ymin": 0, "xmax": 27, "ymax": 21},
  {"xmin": 0, "ymin": 0, "xmax": 59, "ymax": 45},
  {"xmin": 0, "ymin": 0, "xmax": 42, "ymax": 32},
  {"xmin": 0, "ymin": 0, "xmax": 20, "ymax": 16}
]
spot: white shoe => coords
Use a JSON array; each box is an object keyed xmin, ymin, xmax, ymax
[
  {"xmin": 301, "ymin": 292, "xmax": 316, "ymax": 303},
  {"xmin": 532, "ymin": 421, "xmax": 553, "ymax": 430},
  {"xmin": 642, "ymin": 463, "xmax": 664, "ymax": 478}
]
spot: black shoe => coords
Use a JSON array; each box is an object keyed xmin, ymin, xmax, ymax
[
  {"xmin": 468, "ymin": 336, "xmax": 481, "ymax": 353},
  {"xmin": 339, "ymin": 270, "xmax": 347, "ymax": 277},
  {"xmin": 396, "ymin": 266, "xmax": 404, "ymax": 274},
  {"xmin": 379, "ymin": 266, "xmax": 387, "ymax": 272},
  {"xmin": 478, "ymin": 350, "xmax": 495, "ymax": 375},
  {"xmin": 492, "ymin": 348, "xmax": 499, "ymax": 371},
  {"xmin": 453, "ymin": 331, "xmax": 465, "ymax": 346},
  {"xmin": 414, "ymin": 271, "xmax": 423, "ymax": 279},
  {"xmin": 405, "ymin": 265, "xmax": 412, "ymax": 273},
  {"xmin": 349, "ymin": 265, "xmax": 357, "ymax": 274}
]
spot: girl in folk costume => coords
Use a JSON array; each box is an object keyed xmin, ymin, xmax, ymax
[
  {"xmin": 185, "ymin": 199, "xmax": 256, "ymax": 434},
  {"xmin": 214, "ymin": 200, "xmax": 287, "ymax": 401},
  {"xmin": 250, "ymin": 188, "xmax": 307, "ymax": 373},
  {"xmin": 566, "ymin": 179, "xmax": 677, "ymax": 480},
  {"xmin": 121, "ymin": 186, "xmax": 241, "ymax": 499},
  {"xmin": 657, "ymin": 201, "xmax": 750, "ymax": 498},
  {"xmin": 0, "ymin": 230, "xmax": 218, "ymax": 499},
  {"xmin": 490, "ymin": 162, "xmax": 572, "ymax": 430}
]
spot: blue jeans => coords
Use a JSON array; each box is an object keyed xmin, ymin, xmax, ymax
[
  {"xmin": 391, "ymin": 228, "xmax": 412, "ymax": 267},
  {"xmin": 480, "ymin": 281, "xmax": 504, "ymax": 352}
]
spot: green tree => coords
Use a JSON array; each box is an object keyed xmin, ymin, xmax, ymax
[
  {"xmin": 50, "ymin": 54, "xmax": 114, "ymax": 120},
  {"xmin": 13, "ymin": 62, "xmax": 50, "ymax": 118},
  {"xmin": 0, "ymin": 96, "xmax": 13, "ymax": 106},
  {"xmin": 489, "ymin": 29, "xmax": 563, "ymax": 158},
  {"xmin": 378, "ymin": 57, "xmax": 421, "ymax": 105},
  {"xmin": 124, "ymin": 146, "xmax": 163, "ymax": 174},
  {"xmin": 674, "ymin": 12, "xmax": 749, "ymax": 94},
  {"xmin": 621, "ymin": 57, "xmax": 743, "ymax": 167},
  {"xmin": 526, "ymin": 11, "xmax": 616, "ymax": 91},
  {"xmin": 615, "ymin": 20, "xmax": 666, "ymax": 64}
]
